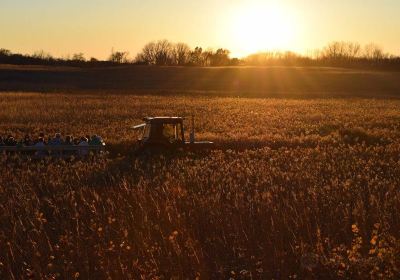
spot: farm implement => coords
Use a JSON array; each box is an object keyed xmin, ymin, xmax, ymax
[
  {"xmin": 0, "ymin": 116, "xmax": 214, "ymax": 158},
  {"xmin": 0, "ymin": 141, "xmax": 106, "ymax": 159}
]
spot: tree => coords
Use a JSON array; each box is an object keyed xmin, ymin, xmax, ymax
[
  {"xmin": 210, "ymin": 49, "xmax": 230, "ymax": 66},
  {"xmin": 154, "ymin": 40, "xmax": 173, "ymax": 65},
  {"xmin": 244, "ymin": 51, "xmax": 306, "ymax": 66},
  {"xmin": 32, "ymin": 50, "xmax": 53, "ymax": 60},
  {"xmin": 109, "ymin": 50, "xmax": 130, "ymax": 63},
  {"xmin": 171, "ymin": 43, "xmax": 191, "ymax": 65},
  {"xmin": 321, "ymin": 41, "xmax": 364, "ymax": 63},
  {"xmin": 230, "ymin": 57, "xmax": 241, "ymax": 66},
  {"xmin": 322, "ymin": 41, "xmax": 347, "ymax": 60},
  {"xmin": 136, "ymin": 40, "xmax": 174, "ymax": 65},
  {"xmin": 364, "ymin": 43, "xmax": 385, "ymax": 60},
  {"xmin": 136, "ymin": 41, "xmax": 157, "ymax": 64},
  {"xmin": 0, "ymin": 49, "xmax": 11, "ymax": 56},
  {"xmin": 189, "ymin": 47, "xmax": 203, "ymax": 66},
  {"xmin": 72, "ymin": 53, "xmax": 85, "ymax": 62},
  {"xmin": 201, "ymin": 49, "xmax": 213, "ymax": 66},
  {"xmin": 188, "ymin": 47, "xmax": 215, "ymax": 66},
  {"xmin": 347, "ymin": 42, "xmax": 361, "ymax": 59}
]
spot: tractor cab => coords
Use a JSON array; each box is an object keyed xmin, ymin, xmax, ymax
[
  {"xmin": 132, "ymin": 116, "xmax": 214, "ymax": 152},
  {"xmin": 137, "ymin": 117, "xmax": 185, "ymax": 146}
]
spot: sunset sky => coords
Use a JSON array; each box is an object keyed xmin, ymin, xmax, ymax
[{"xmin": 1, "ymin": 0, "xmax": 399, "ymax": 59}]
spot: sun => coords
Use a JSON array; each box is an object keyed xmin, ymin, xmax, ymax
[{"xmin": 227, "ymin": 2, "xmax": 298, "ymax": 57}]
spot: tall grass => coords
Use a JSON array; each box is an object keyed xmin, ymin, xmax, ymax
[{"xmin": 0, "ymin": 93, "xmax": 400, "ymax": 279}]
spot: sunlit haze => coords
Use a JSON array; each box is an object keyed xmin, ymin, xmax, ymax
[{"xmin": 1, "ymin": 0, "xmax": 399, "ymax": 59}]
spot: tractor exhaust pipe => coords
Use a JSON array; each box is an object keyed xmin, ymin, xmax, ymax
[{"xmin": 190, "ymin": 115, "xmax": 195, "ymax": 143}]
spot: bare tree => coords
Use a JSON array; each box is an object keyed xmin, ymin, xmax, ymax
[
  {"xmin": 171, "ymin": 43, "xmax": 191, "ymax": 65},
  {"xmin": 72, "ymin": 53, "xmax": 85, "ymax": 62},
  {"xmin": 321, "ymin": 41, "xmax": 364, "ymax": 62},
  {"xmin": 347, "ymin": 42, "xmax": 361, "ymax": 59},
  {"xmin": 322, "ymin": 41, "xmax": 347, "ymax": 60},
  {"xmin": 136, "ymin": 41, "xmax": 157, "ymax": 64},
  {"xmin": 32, "ymin": 50, "xmax": 53, "ymax": 60},
  {"xmin": 136, "ymin": 40, "xmax": 174, "ymax": 65},
  {"xmin": 364, "ymin": 43, "xmax": 385, "ymax": 60},
  {"xmin": 109, "ymin": 50, "xmax": 130, "ymax": 63},
  {"xmin": 154, "ymin": 40, "xmax": 173, "ymax": 65}
]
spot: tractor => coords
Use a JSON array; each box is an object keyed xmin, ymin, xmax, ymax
[
  {"xmin": 132, "ymin": 116, "xmax": 214, "ymax": 152},
  {"xmin": 0, "ymin": 116, "xmax": 214, "ymax": 158}
]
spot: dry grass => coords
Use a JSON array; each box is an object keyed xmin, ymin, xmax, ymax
[{"xmin": 1, "ymin": 92, "xmax": 400, "ymax": 279}]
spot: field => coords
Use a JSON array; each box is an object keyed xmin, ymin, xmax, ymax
[
  {"xmin": 1, "ymin": 66, "xmax": 400, "ymax": 279},
  {"xmin": 2, "ymin": 64, "xmax": 400, "ymax": 98}
]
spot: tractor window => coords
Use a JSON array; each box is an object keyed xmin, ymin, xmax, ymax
[
  {"xmin": 162, "ymin": 124, "xmax": 176, "ymax": 142},
  {"xmin": 160, "ymin": 124, "xmax": 183, "ymax": 143}
]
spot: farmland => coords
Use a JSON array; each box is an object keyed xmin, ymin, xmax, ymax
[
  {"xmin": 1, "ymin": 66, "xmax": 400, "ymax": 279},
  {"xmin": 1, "ymin": 64, "xmax": 400, "ymax": 98}
]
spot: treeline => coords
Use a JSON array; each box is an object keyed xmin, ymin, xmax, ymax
[
  {"xmin": 246, "ymin": 42, "xmax": 400, "ymax": 69},
  {"xmin": 318, "ymin": 42, "xmax": 400, "ymax": 69},
  {"xmin": 0, "ymin": 49, "xmax": 120, "ymax": 67},
  {"xmin": 1, "ymin": 40, "xmax": 399, "ymax": 69},
  {"xmin": 135, "ymin": 40, "xmax": 237, "ymax": 66},
  {"xmin": 0, "ymin": 41, "xmax": 237, "ymax": 67}
]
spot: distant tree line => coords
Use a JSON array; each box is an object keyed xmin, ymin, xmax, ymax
[
  {"xmin": 135, "ymin": 40, "xmax": 236, "ymax": 66},
  {"xmin": 0, "ymin": 48, "xmax": 114, "ymax": 67},
  {"xmin": 317, "ymin": 41, "xmax": 400, "ymax": 69},
  {"xmin": 245, "ymin": 42, "xmax": 400, "ymax": 69},
  {"xmin": 1, "ymin": 40, "xmax": 399, "ymax": 69}
]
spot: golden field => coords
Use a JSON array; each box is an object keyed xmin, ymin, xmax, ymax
[{"xmin": 1, "ymin": 92, "xmax": 400, "ymax": 279}]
